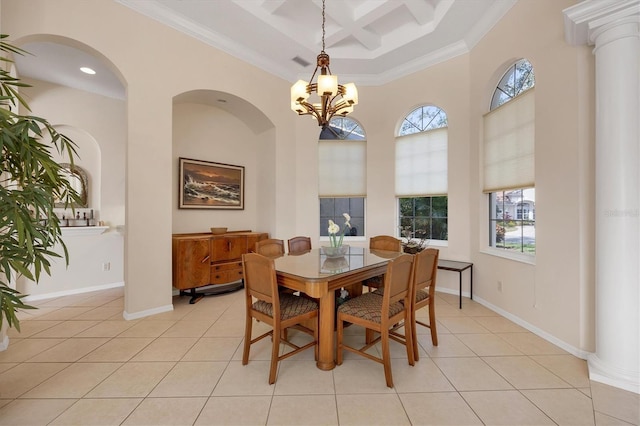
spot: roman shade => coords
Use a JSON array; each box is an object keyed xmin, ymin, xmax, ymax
[
  {"xmin": 318, "ymin": 140, "xmax": 366, "ymax": 197},
  {"xmin": 395, "ymin": 127, "xmax": 448, "ymax": 196}
]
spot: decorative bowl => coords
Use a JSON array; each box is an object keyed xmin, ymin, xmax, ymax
[
  {"xmin": 321, "ymin": 245, "xmax": 349, "ymax": 258},
  {"xmin": 210, "ymin": 227, "xmax": 227, "ymax": 234}
]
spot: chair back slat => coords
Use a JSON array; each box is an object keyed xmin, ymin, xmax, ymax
[
  {"xmin": 370, "ymin": 235, "xmax": 402, "ymax": 252},
  {"xmin": 242, "ymin": 253, "xmax": 277, "ymax": 304},
  {"xmin": 382, "ymin": 254, "xmax": 414, "ymax": 306},
  {"xmin": 413, "ymin": 248, "xmax": 439, "ymax": 297},
  {"xmin": 254, "ymin": 239, "xmax": 285, "ymax": 258},
  {"xmin": 288, "ymin": 236, "xmax": 312, "ymax": 254}
]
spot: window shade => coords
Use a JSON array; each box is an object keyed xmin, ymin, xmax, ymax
[
  {"xmin": 483, "ymin": 88, "xmax": 535, "ymax": 192},
  {"xmin": 318, "ymin": 140, "xmax": 366, "ymax": 197},
  {"xmin": 395, "ymin": 127, "xmax": 448, "ymax": 196}
]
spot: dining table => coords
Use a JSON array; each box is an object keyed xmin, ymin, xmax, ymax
[{"xmin": 273, "ymin": 246, "xmax": 404, "ymax": 370}]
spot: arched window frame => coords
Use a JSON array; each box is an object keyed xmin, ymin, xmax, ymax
[
  {"xmin": 485, "ymin": 58, "xmax": 536, "ymax": 255},
  {"xmin": 396, "ymin": 105, "xmax": 449, "ymax": 243},
  {"xmin": 319, "ymin": 117, "xmax": 366, "ymax": 239}
]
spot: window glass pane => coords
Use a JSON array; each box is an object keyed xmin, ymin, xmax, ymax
[
  {"xmin": 489, "ymin": 188, "xmax": 535, "ymax": 253},
  {"xmin": 319, "ymin": 197, "xmax": 365, "ymax": 237},
  {"xmin": 398, "ymin": 196, "xmax": 448, "ymax": 241}
]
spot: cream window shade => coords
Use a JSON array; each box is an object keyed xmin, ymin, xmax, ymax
[
  {"xmin": 318, "ymin": 140, "xmax": 366, "ymax": 197},
  {"xmin": 395, "ymin": 127, "xmax": 448, "ymax": 196},
  {"xmin": 483, "ymin": 88, "xmax": 535, "ymax": 193}
]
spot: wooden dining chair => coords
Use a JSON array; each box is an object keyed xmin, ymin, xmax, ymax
[
  {"xmin": 241, "ymin": 253, "xmax": 319, "ymax": 384},
  {"xmin": 363, "ymin": 235, "xmax": 403, "ymax": 290},
  {"xmin": 287, "ymin": 236, "xmax": 312, "ymax": 255},
  {"xmin": 409, "ymin": 247, "xmax": 440, "ymax": 359},
  {"xmin": 377, "ymin": 248, "xmax": 440, "ymax": 360},
  {"xmin": 336, "ymin": 253, "xmax": 415, "ymax": 388},
  {"xmin": 253, "ymin": 238, "xmax": 285, "ymax": 258}
]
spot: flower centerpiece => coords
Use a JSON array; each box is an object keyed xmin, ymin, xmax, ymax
[{"xmin": 323, "ymin": 213, "xmax": 351, "ymax": 257}]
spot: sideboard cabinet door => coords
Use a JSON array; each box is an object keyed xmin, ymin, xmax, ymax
[{"xmin": 172, "ymin": 237, "xmax": 210, "ymax": 290}]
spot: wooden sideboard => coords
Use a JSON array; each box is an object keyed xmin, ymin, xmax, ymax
[{"xmin": 172, "ymin": 231, "xmax": 268, "ymax": 303}]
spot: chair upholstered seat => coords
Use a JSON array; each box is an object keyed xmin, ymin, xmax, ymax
[
  {"xmin": 253, "ymin": 294, "xmax": 318, "ymax": 320},
  {"xmin": 337, "ymin": 292, "xmax": 404, "ymax": 323},
  {"xmin": 414, "ymin": 288, "xmax": 430, "ymax": 303}
]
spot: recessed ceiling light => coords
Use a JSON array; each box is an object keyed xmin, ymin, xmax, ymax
[{"xmin": 80, "ymin": 67, "xmax": 96, "ymax": 75}]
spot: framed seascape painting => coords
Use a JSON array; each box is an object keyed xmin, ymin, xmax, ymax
[{"xmin": 179, "ymin": 158, "xmax": 244, "ymax": 209}]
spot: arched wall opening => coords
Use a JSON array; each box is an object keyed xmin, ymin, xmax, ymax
[{"xmin": 9, "ymin": 34, "xmax": 127, "ymax": 300}]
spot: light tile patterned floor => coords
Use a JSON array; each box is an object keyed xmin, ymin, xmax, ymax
[{"xmin": 1, "ymin": 287, "xmax": 638, "ymax": 425}]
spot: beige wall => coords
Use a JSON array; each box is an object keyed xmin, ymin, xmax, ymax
[{"xmin": 2, "ymin": 0, "xmax": 597, "ymax": 354}]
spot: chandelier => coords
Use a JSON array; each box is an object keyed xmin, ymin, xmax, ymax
[{"xmin": 290, "ymin": 0, "xmax": 358, "ymax": 128}]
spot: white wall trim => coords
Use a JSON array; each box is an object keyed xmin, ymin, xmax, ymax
[
  {"xmin": 123, "ymin": 304, "xmax": 173, "ymax": 320},
  {"xmin": 588, "ymin": 354, "xmax": 640, "ymax": 395},
  {"xmin": 0, "ymin": 334, "xmax": 8, "ymax": 351},
  {"xmin": 437, "ymin": 289, "xmax": 592, "ymax": 360},
  {"xmin": 23, "ymin": 281, "xmax": 124, "ymax": 302}
]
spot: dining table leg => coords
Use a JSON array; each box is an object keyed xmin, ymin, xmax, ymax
[{"xmin": 316, "ymin": 290, "xmax": 336, "ymax": 370}]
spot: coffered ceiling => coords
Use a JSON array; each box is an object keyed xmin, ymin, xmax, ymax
[{"xmin": 13, "ymin": 0, "xmax": 516, "ymax": 99}]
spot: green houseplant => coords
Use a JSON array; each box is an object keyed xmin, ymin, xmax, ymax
[{"xmin": 0, "ymin": 35, "xmax": 81, "ymax": 332}]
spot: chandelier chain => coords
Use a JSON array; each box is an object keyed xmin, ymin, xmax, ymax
[{"xmin": 321, "ymin": 0, "xmax": 326, "ymax": 52}]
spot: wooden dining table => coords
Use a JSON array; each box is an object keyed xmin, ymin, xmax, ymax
[{"xmin": 274, "ymin": 246, "xmax": 403, "ymax": 370}]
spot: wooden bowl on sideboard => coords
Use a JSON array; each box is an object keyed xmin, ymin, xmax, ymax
[{"xmin": 210, "ymin": 227, "xmax": 227, "ymax": 235}]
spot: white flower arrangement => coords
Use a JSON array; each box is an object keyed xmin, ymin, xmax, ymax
[{"xmin": 328, "ymin": 213, "xmax": 351, "ymax": 247}]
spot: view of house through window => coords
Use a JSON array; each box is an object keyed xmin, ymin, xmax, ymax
[
  {"xmin": 319, "ymin": 117, "xmax": 366, "ymax": 238},
  {"xmin": 485, "ymin": 59, "xmax": 536, "ymax": 254},
  {"xmin": 489, "ymin": 189, "xmax": 535, "ymax": 253},
  {"xmin": 396, "ymin": 105, "xmax": 448, "ymax": 243}
]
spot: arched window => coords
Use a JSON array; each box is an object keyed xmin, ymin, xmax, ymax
[
  {"xmin": 396, "ymin": 105, "xmax": 448, "ymax": 242},
  {"xmin": 319, "ymin": 117, "xmax": 366, "ymax": 237},
  {"xmin": 485, "ymin": 59, "xmax": 536, "ymax": 254}
]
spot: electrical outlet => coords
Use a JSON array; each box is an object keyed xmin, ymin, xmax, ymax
[
  {"xmin": 497, "ymin": 280, "xmax": 503, "ymax": 292},
  {"xmin": 102, "ymin": 262, "xmax": 110, "ymax": 272}
]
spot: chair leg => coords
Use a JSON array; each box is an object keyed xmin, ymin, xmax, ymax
[
  {"xmin": 380, "ymin": 328, "xmax": 393, "ymax": 388},
  {"xmin": 242, "ymin": 316, "xmax": 252, "ymax": 365},
  {"xmin": 429, "ymin": 303, "xmax": 438, "ymax": 346},
  {"xmin": 405, "ymin": 313, "xmax": 415, "ymax": 366},
  {"xmin": 336, "ymin": 314, "xmax": 344, "ymax": 365},
  {"xmin": 269, "ymin": 328, "xmax": 281, "ymax": 385},
  {"xmin": 411, "ymin": 307, "xmax": 420, "ymax": 361}
]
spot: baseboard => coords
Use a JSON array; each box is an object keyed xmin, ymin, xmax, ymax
[
  {"xmin": 23, "ymin": 282, "xmax": 125, "ymax": 302},
  {"xmin": 0, "ymin": 334, "xmax": 8, "ymax": 351},
  {"xmin": 123, "ymin": 303, "xmax": 173, "ymax": 320},
  {"xmin": 437, "ymin": 289, "xmax": 591, "ymax": 360},
  {"xmin": 588, "ymin": 354, "xmax": 640, "ymax": 394}
]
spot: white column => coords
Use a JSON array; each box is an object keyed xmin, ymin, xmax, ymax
[{"xmin": 564, "ymin": 0, "xmax": 640, "ymax": 394}]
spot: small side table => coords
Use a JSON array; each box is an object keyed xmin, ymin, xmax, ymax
[{"xmin": 437, "ymin": 259, "xmax": 473, "ymax": 309}]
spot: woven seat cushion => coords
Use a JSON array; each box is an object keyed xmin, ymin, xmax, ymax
[
  {"xmin": 253, "ymin": 293, "xmax": 318, "ymax": 320},
  {"xmin": 415, "ymin": 288, "xmax": 430, "ymax": 302},
  {"xmin": 337, "ymin": 292, "xmax": 404, "ymax": 323},
  {"xmin": 363, "ymin": 275, "xmax": 383, "ymax": 288}
]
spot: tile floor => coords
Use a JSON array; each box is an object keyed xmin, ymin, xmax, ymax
[{"xmin": 0, "ymin": 287, "xmax": 638, "ymax": 425}]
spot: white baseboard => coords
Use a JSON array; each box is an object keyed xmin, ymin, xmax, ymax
[
  {"xmin": 23, "ymin": 282, "xmax": 125, "ymax": 302},
  {"xmin": 588, "ymin": 354, "xmax": 640, "ymax": 394},
  {"xmin": 0, "ymin": 334, "xmax": 8, "ymax": 351},
  {"xmin": 436, "ymin": 288, "xmax": 591, "ymax": 360},
  {"xmin": 123, "ymin": 304, "xmax": 173, "ymax": 320}
]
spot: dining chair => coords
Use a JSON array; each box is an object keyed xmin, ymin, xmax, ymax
[
  {"xmin": 287, "ymin": 236, "xmax": 312, "ymax": 255},
  {"xmin": 409, "ymin": 247, "xmax": 440, "ymax": 359},
  {"xmin": 336, "ymin": 253, "xmax": 415, "ymax": 388},
  {"xmin": 253, "ymin": 238, "xmax": 285, "ymax": 258},
  {"xmin": 241, "ymin": 252, "xmax": 319, "ymax": 384},
  {"xmin": 363, "ymin": 235, "xmax": 403, "ymax": 290}
]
